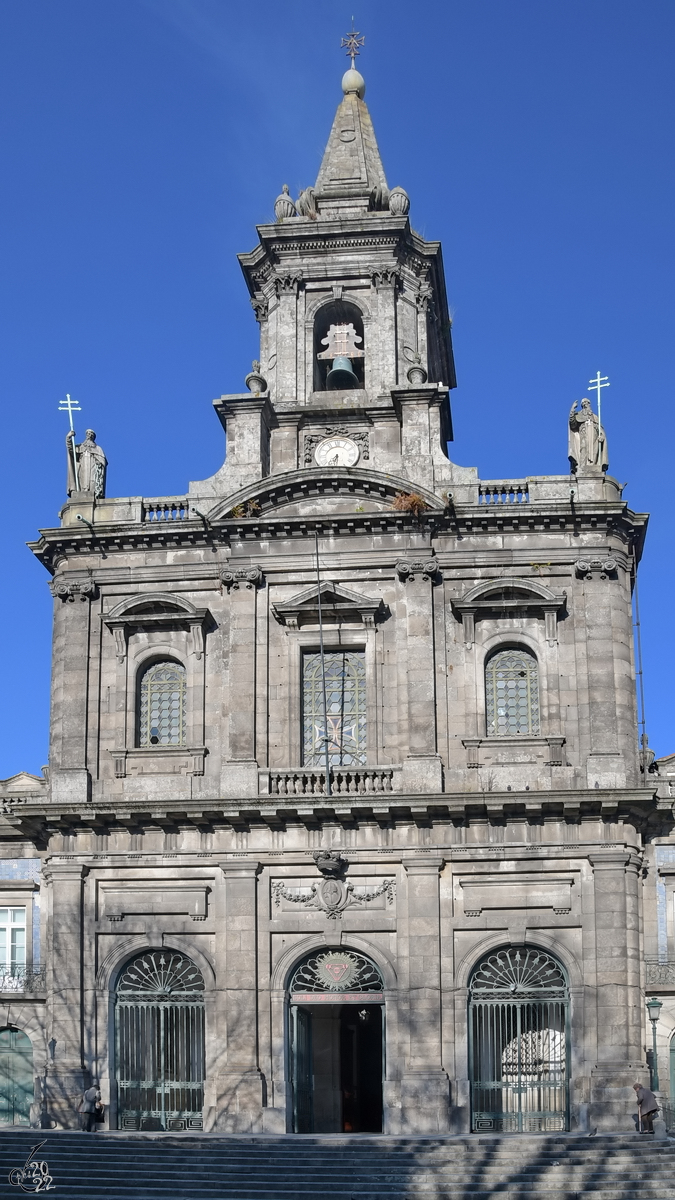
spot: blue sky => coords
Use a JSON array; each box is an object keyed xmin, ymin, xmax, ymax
[{"xmin": 1, "ymin": 0, "xmax": 673, "ymax": 776}]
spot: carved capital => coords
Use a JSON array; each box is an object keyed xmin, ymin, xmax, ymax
[
  {"xmin": 50, "ymin": 578, "xmax": 97, "ymax": 603},
  {"xmin": 575, "ymin": 558, "xmax": 618, "ymax": 580},
  {"xmin": 274, "ymin": 271, "xmax": 303, "ymax": 297},
  {"xmin": 371, "ymin": 268, "xmax": 399, "ymax": 290},
  {"xmin": 395, "ymin": 558, "xmax": 439, "ymax": 583},
  {"xmin": 220, "ymin": 566, "xmax": 264, "ymax": 591},
  {"xmin": 251, "ymin": 296, "xmax": 269, "ymax": 322}
]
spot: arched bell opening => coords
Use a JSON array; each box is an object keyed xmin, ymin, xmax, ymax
[
  {"xmin": 287, "ymin": 947, "xmax": 384, "ymax": 1133},
  {"xmin": 468, "ymin": 945, "xmax": 570, "ymax": 1133},
  {"xmin": 114, "ymin": 949, "xmax": 205, "ymax": 1131},
  {"xmin": 313, "ymin": 301, "xmax": 365, "ymax": 392}
]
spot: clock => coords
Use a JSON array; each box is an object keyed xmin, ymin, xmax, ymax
[{"xmin": 314, "ymin": 436, "xmax": 360, "ymax": 468}]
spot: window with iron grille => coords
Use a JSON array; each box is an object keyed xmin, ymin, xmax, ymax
[
  {"xmin": 302, "ymin": 650, "xmax": 366, "ymax": 766},
  {"xmin": 137, "ymin": 661, "xmax": 187, "ymax": 747},
  {"xmin": 485, "ymin": 647, "xmax": 540, "ymax": 736}
]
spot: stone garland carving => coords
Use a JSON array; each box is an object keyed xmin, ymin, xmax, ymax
[
  {"xmin": 272, "ymin": 875, "xmax": 395, "ymax": 921},
  {"xmin": 49, "ymin": 579, "xmax": 97, "ymax": 602},
  {"xmin": 575, "ymin": 558, "xmax": 617, "ymax": 580},
  {"xmin": 219, "ymin": 566, "xmax": 264, "ymax": 591},
  {"xmin": 303, "ymin": 428, "xmax": 369, "ymax": 465},
  {"xmin": 395, "ymin": 559, "xmax": 439, "ymax": 582}
]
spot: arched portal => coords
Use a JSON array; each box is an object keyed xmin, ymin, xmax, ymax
[
  {"xmin": 469, "ymin": 945, "xmax": 569, "ymax": 1133},
  {"xmin": 288, "ymin": 948, "xmax": 384, "ymax": 1134},
  {"xmin": 115, "ymin": 949, "xmax": 205, "ymax": 1131},
  {"xmin": 0, "ymin": 1028, "xmax": 33, "ymax": 1126}
]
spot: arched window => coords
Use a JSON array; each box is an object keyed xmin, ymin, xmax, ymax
[
  {"xmin": 485, "ymin": 647, "xmax": 540, "ymax": 737},
  {"xmin": 313, "ymin": 301, "xmax": 365, "ymax": 391},
  {"xmin": 137, "ymin": 661, "xmax": 186, "ymax": 747}
]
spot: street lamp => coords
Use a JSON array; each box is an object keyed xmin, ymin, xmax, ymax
[{"xmin": 646, "ymin": 997, "xmax": 663, "ymax": 1091}]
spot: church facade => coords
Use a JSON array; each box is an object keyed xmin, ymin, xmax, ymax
[{"xmin": 1, "ymin": 56, "xmax": 674, "ymax": 1138}]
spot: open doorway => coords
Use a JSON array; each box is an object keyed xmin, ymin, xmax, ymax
[{"xmin": 291, "ymin": 1003, "xmax": 383, "ymax": 1133}]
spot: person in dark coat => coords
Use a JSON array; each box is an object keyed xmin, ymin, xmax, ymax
[
  {"xmin": 633, "ymin": 1083, "xmax": 659, "ymax": 1133},
  {"xmin": 78, "ymin": 1081, "xmax": 101, "ymax": 1132}
]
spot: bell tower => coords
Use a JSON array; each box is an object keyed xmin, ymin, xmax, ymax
[{"xmin": 190, "ymin": 50, "xmax": 470, "ymax": 499}]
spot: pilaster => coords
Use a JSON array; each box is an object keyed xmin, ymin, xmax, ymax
[{"xmin": 215, "ymin": 861, "xmax": 264, "ymax": 1131}]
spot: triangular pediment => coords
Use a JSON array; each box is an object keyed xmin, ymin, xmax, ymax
[{"xmin": 272, "ymin": 581, "xmax": 386, "ymax": 629}]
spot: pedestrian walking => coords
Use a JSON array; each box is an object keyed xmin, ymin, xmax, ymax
[{"xmin": 633, "ymin": 1083, "xmax": 659, "ymax": 1133}]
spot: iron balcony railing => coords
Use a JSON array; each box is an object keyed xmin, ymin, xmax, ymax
[{"xmin": 0, "ymin": 966, "xmax": 46, "ymax": 994}]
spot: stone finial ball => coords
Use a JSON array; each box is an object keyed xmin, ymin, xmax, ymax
[{"xmin": 342, "ymin": 68, "xmax": 366, "ymax": 99}]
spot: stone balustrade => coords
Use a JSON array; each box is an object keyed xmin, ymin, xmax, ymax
[
  {"xmin": 143, "ymin": 498, "xmax": 191, "ymax": 522},
  {"xmin": 478, "ymin": 480, "xmax": 530, "ymax": 505},
  {"xmin": 260, "ymin": 766, "xmax": 400, "ymax": 797}
]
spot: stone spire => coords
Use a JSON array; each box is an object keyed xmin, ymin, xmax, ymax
[{"xmin": 313, "ymin": 68, "xmax": 391, "ymax": 218}]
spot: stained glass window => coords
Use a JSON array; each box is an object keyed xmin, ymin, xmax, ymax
[
  {"xmin": 302, "ymin": 650, "xmax": 366, "ymax": 766},
  {"xmin": 138, "ymin": 661, "xmax": 187, "ymax": 747},
  {"xmin": 485, "ymin": 647, "xmax": 540, "ymax": 737}
]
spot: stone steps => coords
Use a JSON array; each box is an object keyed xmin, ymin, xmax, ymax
[{"xmin": 0, "ymin": 1132, "xmax": 673, "ymax": 1200}]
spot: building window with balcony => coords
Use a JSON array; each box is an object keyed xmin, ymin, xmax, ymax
[
  {"xmin": 485, "ymin": 647, "xmax": 540, "ymax": 736},
  {"xmin": 0, "ymin": 908, "xmax": 26, "ymax": 978},
  {"xmin": 302, "ymin": 650, "xmax": 366, "ymax": 766},
  {"xmin": 137, "ymin": 660, "xmax": 187, "ymax": 747}
]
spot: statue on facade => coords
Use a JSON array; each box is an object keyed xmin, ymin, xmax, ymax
[
  {"xmin": 568, "ymin": 399, "xmax": 608, "ymax": 473},
  {"xmin": 66, "ymin": 429, "xmax": 107, "ymax": 497}
]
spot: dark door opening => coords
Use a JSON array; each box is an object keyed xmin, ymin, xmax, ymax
[{"xmin": 291, "ymin": 1003, "xmax": 383, "ymax": 1133}]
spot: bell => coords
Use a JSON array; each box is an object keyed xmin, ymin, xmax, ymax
[{"xmin": 326, "ymin": 355, "xmax": 359, "ymax": 390}]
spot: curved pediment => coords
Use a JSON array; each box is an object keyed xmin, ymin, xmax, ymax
[
  {"xmin": 204, "ymin": 468, "xmax": 443, "ymax": 524},
  {"xmin": 107, "ymin": 593, "xmax": 200, "ymax": 619},
  {"xmin": 452, "ymin": 577, "xmax": 566, "ymax": 648},
  {"xmin": 456, "ymin": 578, "xmax": 565, "ymax": 609},
  {"xmin": 272, "ymin": 581, "xmax": 387, "ymax": 629}
]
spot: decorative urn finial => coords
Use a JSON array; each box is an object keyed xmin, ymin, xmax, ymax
[
  {"xmin": 389, "ymin": 186, "xmax": 410, "ymax": 216},
  {"xmin": 274, "ymin": 184, "xmax": 297, "ymax": 222},
  {"xmin": 245, "ymin": 360, "xmax": 267, "ymax": 395}
]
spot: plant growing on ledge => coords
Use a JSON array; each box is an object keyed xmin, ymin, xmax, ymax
[
  {"xmin": 391, "ymin": 492, "xmax": 428, "ymax": 517},
  {"xmin": 230, "ymin": 499, "xmax": 261, "ymax": 518}
]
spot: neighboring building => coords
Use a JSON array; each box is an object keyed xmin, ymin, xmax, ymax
[{"xmin": 0, "ymin": 56, "xmax": 673, "ymax": 1137}]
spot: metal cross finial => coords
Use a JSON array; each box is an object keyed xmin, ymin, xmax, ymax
[
  {"xmin": 59, "ymin": 393, "xmax": 82, "ymax": 490},
  {"xmin": 341, "ymin": 21, "xmax": 365, "ymax": 69},
  {"xmin": 588, "ymin": 371, "xmax": 609, "ymax": 434},
  {"xmin": 58, "ymin": 392, "xmax": 81, "ymax": 432}
]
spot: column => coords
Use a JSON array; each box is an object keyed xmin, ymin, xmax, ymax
[
  {"xmin": 49, "ymin": 585, "xmax": 93, "ymax": 806},
  {"xmin": 398, "ymin": 569, "xmax": 443, "ymax": 793},
  {"xmin": 42, "ymin": 864, "xmax": 88, "ymax": 1128},
  {"xmin": 221, "ymin": 579, "xmax": 260, "ymax": 797},
  {"xmin": 589, "ymin": 850, "xmax": 645, "ymax": 1130},
  {"xmin": 399, "ymin": 857, "xmax": 450, "ymax": 1132},
  {"xmin": 215, "ymin": 861, "xmax": 264, "ymax": 1132}
]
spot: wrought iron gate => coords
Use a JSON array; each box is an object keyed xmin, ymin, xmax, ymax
[
  {"xmin": 115, "ymin": 950, "xmax": 205, "ymax": 1131},
  {"xmin": 469, "ymin": 947, "xmax": 569, "ymax": 1133},
  {"xmin": 0, "ymin": 1028, "xmax": 33, "ymax": 1125}
]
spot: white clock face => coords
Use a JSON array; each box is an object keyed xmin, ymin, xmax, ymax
[{"xmin": 314, "ymin": 436, "xmax": 360, "ymax": 468}]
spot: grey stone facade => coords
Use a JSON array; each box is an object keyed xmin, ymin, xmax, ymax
[{"xmin": 1, "ymin": 62, "xmax": 673, "ymax": 1137}]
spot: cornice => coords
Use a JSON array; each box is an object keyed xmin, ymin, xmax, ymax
[{"xmin": 2, "ymin": 788, "xmax": 668, "ymax": 844}]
